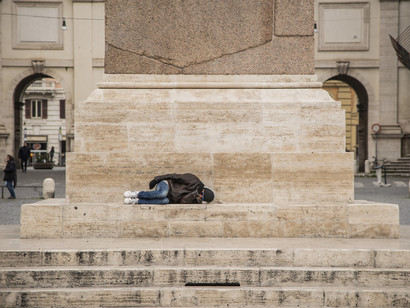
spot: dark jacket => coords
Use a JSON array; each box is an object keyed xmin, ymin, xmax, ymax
[
  {"xmin": 18, "ymin": 146, "xmax": 31, "ymax": 160},
  {"xmin": 149, "ymin": 173, "xmax": 205, "ymax": 204},
  {"xmin": 3, "ymin": 160, "xmax": 17, "ymax": 183}
]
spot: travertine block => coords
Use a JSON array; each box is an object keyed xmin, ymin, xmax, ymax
[
  {"xmin": 170, "ymin": 221, "xmax": 224, "ymax": 237},
  {"xmin": 214, "ymin": 153, "xmax": 273, "ymax": 203},
  {"xmin": 325, "ymin": 289, "xmax": 410, "ymax": 307},
  {"xmin": 0, "ymin": 251, "xmax": 42, "ymax": 267},
  {"xmin": 75, "ymin": 123, "xmax": 128, "ymax": 152},
  {"xmin": 375, "ymin": 250, "xmax": 410, "ymax": 268},
  {"xmin": 19, "ymin": 201, "xmax": 400, "ymax": 239},
  {"xmin": 20, "ymin": 201, "xmax": 63, "ymax": 238},
  {"xmin": 348, "ymin": 202, "xmax": 399, "ymax": 224},
  {"xmin": 285, "ymin": 220, "xmax": 349, "ymax": 238},
  {"xmin": 121, "ymin": 221, "xmax": 168, "ymax": 238},
  {"xmin": 294, "ymin": 249, "xmax": 374, "ymax": 268},
  {"xmin": 223, "ymin": 221, "xmax": 285, "ymax": 237},
  {"xmin": 271, "ymin": 152, "xmax": 354, "ymax": 205},
  {"xmin": 137, "ymin": 204, "xmax": 207, "ymax": 221},
  {"xmin": 350, "ymin": 224, "xmax": 400, "ymax": 239},
  {"xmin": 183, "ymin": 249, "xmax": 294, "ymax": 267},
  {"xmin": 63, "ymin": 221, "xmax": 121, "ymax": 238},
  {"xmin": 153, "ymin": 269, "xmax": 260, "ymax": 287}
]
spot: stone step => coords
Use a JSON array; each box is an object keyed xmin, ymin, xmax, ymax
[
  {"xmin": 2, "ymin": 247, "xmax": 410, "ymax": 268},
  {"xmin": 20, "ymin": 200, "xmax": 400, "ymax": 239},
  {"xmin": 2, "ymin": 266, "xmax": 409, "ymax": 289},
  {"xmin": 1, "ymin": 286, "xmax": 409, "ymax": 307}
]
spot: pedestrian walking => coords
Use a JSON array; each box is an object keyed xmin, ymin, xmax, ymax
[
  {"xmin": 49, "ymin": 146, "xmax": 55, "ymax": 164},
  {"xmin": 18, "ymin": 142, "xmax": 31, "ymax": 172},
  {"xmin": 3, "ymin": 154, "xmax": 17, "ymax": 199}
]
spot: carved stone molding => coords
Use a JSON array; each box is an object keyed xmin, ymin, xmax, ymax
[
  {"xmin": 32, "ymin": 60, "xmax": 45, "ymax": 74},
  {"xmin": 337, "ymin": 61, "xmax": 350, "ymax": 75}
]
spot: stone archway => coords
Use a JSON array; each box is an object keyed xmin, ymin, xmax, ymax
[
  {"xmin": 317, "ymin": 72, "xmax": 371, "ymax": 172},
  {"xmin": 8, "ymin": 69, "xmax": 72, "ymax": 162}
]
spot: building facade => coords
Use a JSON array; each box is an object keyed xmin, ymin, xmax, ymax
[
  {"xmin": 23, "ymin": 78, "xmax": 66, "ymax": 165},
  {"xmin": 0, "ymin": 0, "xmax": 105, "ymax": 166},
  {"xmin": 315, "ymin": 0, "xmax": 410, "ymax": 171},
  {"xmin": 1, "ymin": 0, "xmax": 409, "ymax": 173}
]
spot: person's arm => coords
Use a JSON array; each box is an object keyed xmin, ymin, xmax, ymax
[
  {"xmin": 179, "ymin": 190, "xmax": 202, "ymax": 204},
  {"xmin": 149, "ymin": 173, "xmax": 184, "ymax": 189}
]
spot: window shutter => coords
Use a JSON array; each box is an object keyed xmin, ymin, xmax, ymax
[
  {"xmin": 42, "ymin": 100, "xmax": 48, "ymax": 119},
  {"xmin": 25, "ymin": 100, "xmax": 31, "ymax": 119},
  {"xmin": 60, "ymin": 100, "xmax": 66, "ymax": 119}
]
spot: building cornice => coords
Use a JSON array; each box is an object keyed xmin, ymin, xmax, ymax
[
  {"xmin": 2, "ymin": 58, "xmax": 104, "ymax": 68},
  {"xmin": 315, "ymin": 60, "xmax": 380, "ymax": 69},
  {"xmin": 72, "ymin": 0, "xmax": 106, "ymax": 2}
]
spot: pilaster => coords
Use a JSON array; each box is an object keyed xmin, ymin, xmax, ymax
[{"xmin": 378, "ymin": 0, "xmax": 402, "ymax": 160}]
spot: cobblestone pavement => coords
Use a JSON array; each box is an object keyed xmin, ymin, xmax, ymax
[{"xmin": 1, "ymin": 168, "xmax": 409, "ymax": 225}]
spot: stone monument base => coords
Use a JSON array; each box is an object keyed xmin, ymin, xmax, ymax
[
  {"xmin": 20, "ymin": 199, "xmax": 399, "ymax": 239},
  {"xmin": 18, "ymin": 74, "xmax": 400, "ymax": 240}
]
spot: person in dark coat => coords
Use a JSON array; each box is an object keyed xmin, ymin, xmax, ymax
[
  {"xmin": 49, "ymin": 146, "xmax": 55, "ymax": 164},
  {"xmin": 18, "ymin": 142, "xmax": 31, "ymax": 172},
  {"xmin": 123, "ymin": 173, "xmax": 215, "ymax": 205},
  {"xmin": 3, "ymin": 155, "xmax": 17, "ymax": 199}
]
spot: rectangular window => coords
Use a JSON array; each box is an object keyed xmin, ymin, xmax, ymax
[
  {"xmin": 31, "ymin": 99, "xmax": 42, "ymax": 118},
  {"xmin": 60, "ymin": 99, "xmax": 66, "ymax": 119}
]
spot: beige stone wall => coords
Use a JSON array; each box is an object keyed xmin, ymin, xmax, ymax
[
  {"xmin": 105, "ymin": 0, "xmax": 314, "ymax": 75},
  {"xmin": 66, "ymin": 74, "xmax": 353, "ymax": 205}
]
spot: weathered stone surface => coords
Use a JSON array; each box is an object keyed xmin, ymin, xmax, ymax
[
  {"xmin": 66, "ymin": 75, "xmax": 352, "ymax": 205},
  {"xmin": 375, "ymin": 250, "xmax": 410, "ymax": 268},
  {"xmin": 274, "ymin": 0, "xmax": 314, "ymax": 36},
  {"xmin": 294, "ymin": 249, "xmax": 374, "ymax": 268},
  {"xmin": 20, "ymin": 200, "xmax": 63, "ymax": 238},
  {"xmin": 19, "ymin": 201, "xmax": 400, "ymax": 239},
  {"xmin": 104, "ymin": 0, "xmax": 314, "ymax": 74}
]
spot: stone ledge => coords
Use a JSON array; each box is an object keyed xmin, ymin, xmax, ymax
[
  {"xmin": 98, "ymin": 74, "xmax": 322, "ymax": 89},
  {"xmin": 20, "ymin": 199, "xmax": 399, "ymax": 239}
]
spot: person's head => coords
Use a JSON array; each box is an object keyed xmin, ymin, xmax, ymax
[
  {"xmin": 23, "ymin": 142, "xmax": 27, "ymax": 147},
  {"xmin": 200, "ymin": 186, "xmax": 215, "ymax": 203},
  {"xmin": 7, "ymin": 155, "xmax": 15, "ymax": 161}
]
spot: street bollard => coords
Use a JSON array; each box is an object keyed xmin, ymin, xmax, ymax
[
  {"xmin": 43, "ymin": 178, "xmax": 55, "ymax": 199},
  {"xmin": 375, "ymin": 166, "xmax": 382, "ymax": 185}
]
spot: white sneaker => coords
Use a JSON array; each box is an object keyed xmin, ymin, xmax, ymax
[
  {"xmin": 124, "ymin": 197, "xmax": 139, "ymax": 204},
  {"xmin": 124, "ymin": 191, "xmax": 139, "ymax": 198}
]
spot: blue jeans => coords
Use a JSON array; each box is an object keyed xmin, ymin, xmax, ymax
[
  {"xmin": 5, "ymin": 181, "xmax": 16, "ymax": 198},
  {"xmin": 137, "ymin": 180, "xmax": 169, "ymax": 204}
]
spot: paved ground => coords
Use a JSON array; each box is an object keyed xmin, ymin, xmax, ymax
[
  {"xmin": 1, "ymin": 167, "xmax": 410, "ymax": 225},
  {"xmin": 354, "ymin": 175, "xmax": 410, "ymax": 225},
  {"xmin": 0, "ymin": 167, "xmax": 65, "ymax": 225}
]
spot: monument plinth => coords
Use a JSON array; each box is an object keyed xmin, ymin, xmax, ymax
[{"xmin": 20, "ymin": 0, "xmax": 399, "ymax": 239}]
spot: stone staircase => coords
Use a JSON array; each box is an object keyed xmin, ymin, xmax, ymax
[
  {"xmin": 1, "ymin": 235, "xmax": 410, "ymax": 307},
  {"xmin": 384, "ymin": 156, "xmax": 410, "ymax": 176}
]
